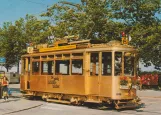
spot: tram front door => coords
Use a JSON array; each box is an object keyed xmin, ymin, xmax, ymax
[
  {"xmin": 20, "ymin": 57, "xmax": 30, "ymax": 90},
  {"xmin": 26, "ymin": 57, "xmax": 30, "ymax": 89}
]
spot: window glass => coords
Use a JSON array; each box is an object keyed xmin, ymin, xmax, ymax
[
  {"xmin": 41, "ymin": 61, "xmax": 54, "ymax": 75},
  {"xmin": 102, "ymin": 52, "xmax": 112, "ymax": 76},
  {"xmin": 48, "ymin": 55, "xmax": 54, "ymax": 59},
  {"xmin": 32, "ymin": 62, "xmax": 40, "ymax": 75},
  {"xmin": 115, "ymin": 52, "xmax": 122, "ymax": 76},
  {"xmin": 71, "ymin": 53, "xmax": 83, "ymax": 59},
  {"xmin": 124, "ymin": 52, "xmax": 134, "ymax": 76},
  {"xmin": 55, "ymin": 60, "xmax": 70, "ymax": 75},
  {"xmin": 56, "ymin": 54, "xmax": 62, "ymax": 58},
  {"xmin": 63, "ymin": 54, "xmax": 70, "ymax": 58},
  {"xmin": 72, "ymin": 60, "xmax": 83, "ymax": 75},
  {"xmin": 41, "ymin": 56, "xmax": 47, "ymax": 59},
  {"xmin": 72, "ymin": 53, "xmax": 83, "ymax": 57},
  {"xmin": 33, "ymin": 56, "xmax": 40, "ymax": 60},
  {"xmin": 90, "ymin": 53, "xmax": 99, "ymax": 76}
]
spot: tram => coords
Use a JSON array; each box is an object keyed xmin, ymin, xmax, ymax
[{"xmin": 20, "ymin": 36, "xmax": 141, "ymax": 109}]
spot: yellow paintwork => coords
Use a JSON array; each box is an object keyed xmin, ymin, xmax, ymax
[{"xmin": 39, "ymin": 45, "xmax": 76, "ymax": 52}]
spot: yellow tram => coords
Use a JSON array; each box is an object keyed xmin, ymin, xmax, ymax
[{"xmin": 20, "ymin": 36, "xmax": 141, "ymax": 109}]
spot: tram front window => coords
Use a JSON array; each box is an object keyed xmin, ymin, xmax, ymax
[
  {"xmin": 115, "ymin": 52, "xmax": 122, "ymax": 76},
  {"xmin": 124, "ymin": 52, "xmax": 134, "ymax": 76}
]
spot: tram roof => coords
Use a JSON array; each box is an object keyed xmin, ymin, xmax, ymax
[{"xmin": 22, "ymin": 40, "xmax": 137, "ymax": 57}]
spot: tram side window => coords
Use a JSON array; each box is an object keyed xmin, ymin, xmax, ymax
[
  {"xmin": 90, "ymin": 53, "xmax": 99, "ymax": 76},
  {"xmin": 55, "ymin": 60, "xmax": 70, "ymax": 75},
  {"xmin": 102, "ymin": 52, "xmax": 112, "ymax": 76},
  {"xmin": 32, "ymin": 62, "xmax": 40, "ymax": 75},
  {"xmin": 124, "ymin": 52, "xmax": 134, "ymax": 76},
  {"xmin": 115, "ymin": 52, "xmax": 122, "ymax": 76},
  {"xmin": 72, "ymin": 60, "xmax": 83, "ymax": 75},
  {"xmin": 41, "ymin": 61, "xmax": 54, "ymax": 75}
]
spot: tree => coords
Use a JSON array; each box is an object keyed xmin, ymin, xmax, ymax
[
  {"xmin": 0, "ymin": 15, "xmax": 50, "ymax": 72},
  {"xmin": 109, "ymin": 0, "xmax": 161, "ymax": 70},
  {"xmin": 41, "ymin": 0, "xmax": 125, "ymax": 41},
  {"xmin": 0, "ymin": 22, "xmax": 18, "ymax": 71},
  {"xmin": 109, "ymin": 0, "xmax": 161, "ymax": 25}
]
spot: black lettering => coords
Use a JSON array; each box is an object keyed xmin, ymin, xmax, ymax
[
  {"xmin": 52, "ymin": 84, "xmax": 59, "ymax": 88},
  {"xmin": 54, "ymin": 77, "xmax": 59, "ymax": 81},
  {"xmin": 48, "ymin": 80, "xmax": 56, "ymax": 84}
]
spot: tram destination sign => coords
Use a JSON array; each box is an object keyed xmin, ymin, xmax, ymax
[{"xmin": 0, "ymin": 57, "xmax": 6, "ymax": 64}]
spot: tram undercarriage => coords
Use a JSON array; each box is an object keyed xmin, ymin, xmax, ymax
[{"xmin": 22, "ymin": 90, "xmax": 142, "ymax": 109}]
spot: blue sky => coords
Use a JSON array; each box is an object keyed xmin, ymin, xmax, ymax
[
  {"xmin": 0, "ymin": 0, "xmax": 160, "ymax": 26},
  {"xmin": 0, "ymin": 0, "xmax": 80, "ymax": 26}
]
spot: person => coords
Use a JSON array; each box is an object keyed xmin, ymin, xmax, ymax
[{"xmin": 2, "ymin": 76, "xmax": 9, "ymax": 100}]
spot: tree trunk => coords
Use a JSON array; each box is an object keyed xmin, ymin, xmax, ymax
[{"xmin": 17, "ymin": 61, "xmax": 19, "ymax": 74}]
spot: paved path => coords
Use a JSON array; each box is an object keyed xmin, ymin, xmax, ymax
[
  {"xmin": 1, "ymin": 97, "xmax": 160, "ymax": 115},
  {"xmin": 1, "ymin": 84, "xmax": 160, "ymax": 115},
  {"xmin": 0, "ymin": 98, "xmax": 43, "ymax": 115},
  {"xmin": 137, "ymin": 90, "xmax": 161, "ymax": 98}
]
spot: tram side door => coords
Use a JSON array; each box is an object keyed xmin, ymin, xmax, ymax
[{"xmin": 87, "ymin": 52, "xmax": 100, "ymax": 95}]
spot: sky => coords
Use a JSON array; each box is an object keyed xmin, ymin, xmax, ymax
[{"xmin": 0, "ymin": 0, "xmax": 80, "ymax": 26}]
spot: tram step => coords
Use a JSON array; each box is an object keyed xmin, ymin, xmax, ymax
[{"xmin": 46, "ymin": 99, "xmax": 71, "ymax": 104}]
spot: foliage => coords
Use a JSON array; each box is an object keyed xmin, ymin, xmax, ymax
[
  {"xmin": 0, "ymin": 15, "xmax": 50, "ymax": 72},
  {"xmin": 138, "ymin": 71, "xmax": 161, "ymax": 75},
  {"xmin": 41, "ymin": 0, "xmax": 125, "ymax": 41},
  {"xmin": 109, "ymin": 0, "xmax": 161, "ymax": 25},
  {"xmin": 139, "ymin": 74, "xmax": 159, "ymax": 85},
  {"xmin": 120, "ymin": 76, "xmax": 128, "ymax": 85},
  {"xmin": 131, "ymin": 77, "xmax": 140, "ymax": 85},
  {"xmin": 109, "ymin": 0, "xmax": 161, "ymax": 70}
]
